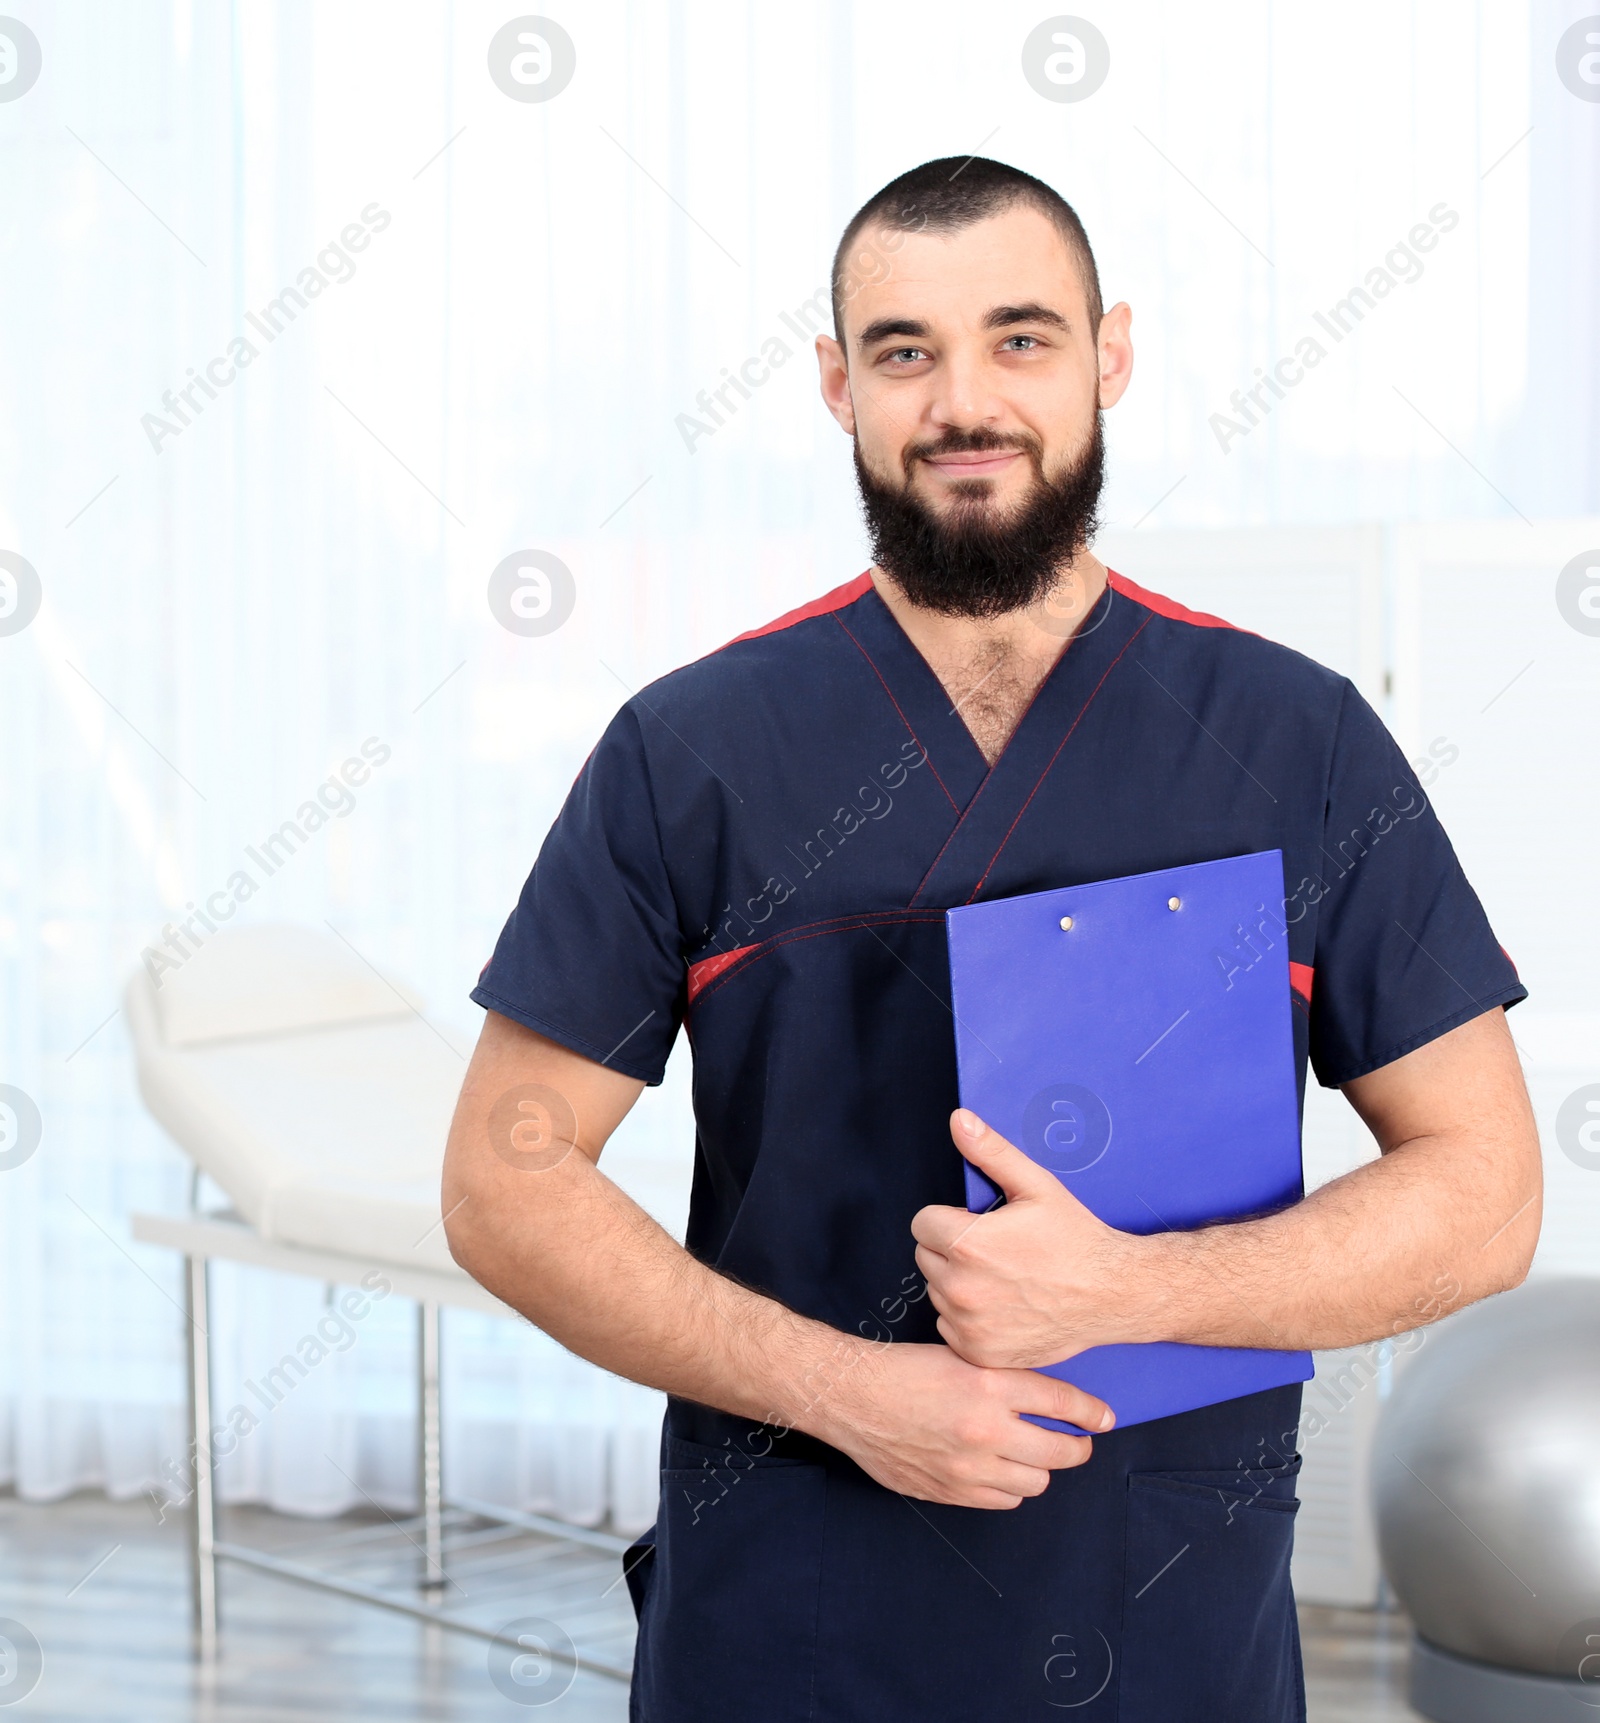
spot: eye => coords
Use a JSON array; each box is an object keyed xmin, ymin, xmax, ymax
[
  {"xmin": 1000, "ymin": 334, "xmax": 1040, "ymax": 351},
  {"xmin": 884, "ymin": 346, "xmax": 927, "ymax": 365}
]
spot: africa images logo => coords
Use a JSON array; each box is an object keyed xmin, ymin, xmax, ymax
[
  {"xmin": 0, "ymin": 16, "xmax": 42, "ymax": 103},
  {"xmin": 140, "ymin": 203, "xmax": 393, "ymax": 454},
  {"xmin": 138, "ymin": 737, "xmax": 392, "ymax": 986}
]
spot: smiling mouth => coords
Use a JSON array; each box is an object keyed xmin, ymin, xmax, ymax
[{"xmin": 922, "ymin": 450, "xmax": 1025, "ymax": 479}]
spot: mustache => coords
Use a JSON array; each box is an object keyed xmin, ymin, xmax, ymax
[{"xmin": 903, "ymin": 427, "xmax": 1044, "ymax": 471}]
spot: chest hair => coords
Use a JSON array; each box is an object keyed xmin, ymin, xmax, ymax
[{"xmin": 937, "ymin": 642, "xmax": 1053, "ymax": 767}]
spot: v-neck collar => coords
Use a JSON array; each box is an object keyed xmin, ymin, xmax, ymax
[
  {"xmin": 833, "ymin": 577, "xmax": 1151, "ymax": 908},
  {"xmin": 832, "ymin": 582, "xmax": 988, "ymax": 814}
]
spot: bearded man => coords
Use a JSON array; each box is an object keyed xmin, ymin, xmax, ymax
[{"xmin": 444, "ymin": 158, "xmax": 1537, "ymax": 1722}]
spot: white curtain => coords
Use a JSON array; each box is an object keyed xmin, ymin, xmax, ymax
[{"xmin": 2, "ymin": 0, "xmax": 1593, "ymax": 1529}]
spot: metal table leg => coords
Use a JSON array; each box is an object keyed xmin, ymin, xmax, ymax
[
  {"xmin": 185, "ymin": 1252, "xmax": 218, "ymax": 1654},
  {"xmin": 142, "ymin": 1212, "xmax": 632, "ymax": 1678},
  {"xmin": 418, "ymin": 1299, "xmax": 444, "ymax": 1590}
]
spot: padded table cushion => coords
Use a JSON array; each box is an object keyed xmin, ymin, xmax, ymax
[
  {"xmin": 126, "ymin": 926, "xmax": 687, "ymax": 1276},
  {"xmin": 129, "ymin": 966, "xmax": 470, "ymax": 1274},
  {"xmin": 146, "ymin": 921, "xmax": 423, "ymax": 1048}
]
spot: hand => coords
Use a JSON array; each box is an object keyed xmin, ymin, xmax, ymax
[
  {"xmin": 812, "ymin": 1341, "xmax": 1113, "ymax": 1509},
  {"xmin": 912, "ymin": 1108, "xmax": 1149, "ymax": 1369}
]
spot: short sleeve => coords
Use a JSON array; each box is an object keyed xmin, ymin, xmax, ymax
[
  {"xmin": 1306, "ymin": 682, "xmax": 1527, "ymax": 1088},
  {"xmin": 470, "ymin": 704, "xmax": 685, "ymax": 1084}
]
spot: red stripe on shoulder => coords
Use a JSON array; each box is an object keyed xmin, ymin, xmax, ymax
[
  {"xmin": 1289, "ymin": 961, "xmax": 1314, "ymax": 1002},
  {"xmin": 1108, "ymin": 569, "xmax": 1239, "ymax": 631},
  {"xmin": 723, "ymin": 571, "xmax": 875, "ymax": 648},
  {"xmin": 687, "ymin": 944, "xmax": 758, "ymax": 1004}
]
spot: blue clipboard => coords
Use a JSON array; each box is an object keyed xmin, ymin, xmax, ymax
[{"xmin": 945, "ymin": 850, "xmax": 1312, "ymax": 1434}]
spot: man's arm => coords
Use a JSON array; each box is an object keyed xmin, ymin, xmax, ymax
[
  {"xmin": 442, "ymin": 1009, "xmax": 1116, "ymax": 1510},
  {"xmin": 913, "ymin": 1006, "xmax": 1542, "ymax": 1365}
]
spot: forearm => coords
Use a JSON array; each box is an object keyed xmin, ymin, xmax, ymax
[
  {"xmin": 444, "ymin": 1147, "xmax": 879, "ymax": 1442},
  {"xmin": 1129, "ymin": 1128, "xmax": 1542, "ymax": 1352}
]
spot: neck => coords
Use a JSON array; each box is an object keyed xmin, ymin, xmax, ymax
[
  {"xmin": 871, "ymin": 551, "xmax": 1109, "ymax": 670},
  {"xmin": 871, "ymin": 553, "xmax": 1110, "ymax": 766}
]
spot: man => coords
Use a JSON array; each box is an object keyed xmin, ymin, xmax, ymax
[{"xmin": 443, "ymin": 158, "xmax": 1540, "ymax": 1721}]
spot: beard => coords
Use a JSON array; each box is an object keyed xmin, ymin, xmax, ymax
[{"xmin": 853, "ymin": 413, "xmax": 1106, "ymax": 619}]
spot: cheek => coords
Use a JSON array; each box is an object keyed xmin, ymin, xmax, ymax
[
  {"xmin": 1033, "ymin": 382, "xmax": 1095, "ymax": 451},
  {"xmin": 1007, "ymin": 374, "xmax": 1094, "ymax": 460},
  {"xmin": 854, "ymin": 417, "xmax": 918, "ymax": 485}
]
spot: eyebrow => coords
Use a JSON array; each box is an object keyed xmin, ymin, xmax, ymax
[
  {"xmin": 855, "ymin": 302, "xmax": 1072, "ymax": 350},
  {"xmin": 985, "ymin": 302, "xmax": 1071, "ymax": 332},
  {"xmin": 856, "ymin": 316, "xmax": 928, "ymax": 348}
]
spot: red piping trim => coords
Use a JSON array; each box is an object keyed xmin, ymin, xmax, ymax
[
  {"xmin": 687, "ymin": 943, "xmax": 758, "ymax": 1004},
  {"xmin": 908, "ymin": 790, "xmax": 975, "ymax": 909},
  {"xmin": 688, "ymin": 911, "xmax": 946, "ymax": 1012},
  {"xmin": 690, "ymin": 921, "xmax": 1316, "ymax": 1016},
  {"xmin": 833, "ymin": 614, "xmax": 960, "ymax": 815},
  {"xmin": 1107, "ymin": 569, "xmax": 1240, "ymax": 631},
  {"xmin": 723, "ymin": 571, "xmax": 875, "ymax": 648},
  {"xmin": 963, "ymin": 616, "xmax": 1154, "ymax": 903}
]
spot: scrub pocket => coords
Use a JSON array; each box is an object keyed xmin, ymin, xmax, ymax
[
  {"xmin": 1117, "ymin": 1457, "xmax": 1305, "ymax": 1723},
  {"xmin": 630, "ymin": 1432, "xmax": 828, "ymax": 1723}
]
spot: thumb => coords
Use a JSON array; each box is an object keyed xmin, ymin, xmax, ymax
[{"xmin": 950, "ymin": 1108, "xmax": 1058, "ymax": 1202}]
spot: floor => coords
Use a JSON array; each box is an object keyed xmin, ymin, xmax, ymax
[{"xmin": 0, "ymin": 1491, "xmax": 1426, "ymax": 1720}]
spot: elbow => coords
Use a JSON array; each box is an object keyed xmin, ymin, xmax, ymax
[
  {"xmin": 1497, "ymin": 1228, "xmax": 1539, "ymax": 1294},
  {"xmin": 1485, "ymin": 1235, "xmax": 1535, "ymax": 1298},
  {"xmin": 440, "ymin": 1151, "xmax": 492, "ymax": 1279},
  {"xmin": 441, "ymin": 1202, "xmax": 476, "ymax": 1276},
  {"xmin": 1486, "ymin": 1169, "xmax": 1543, "ymax": 1297}
]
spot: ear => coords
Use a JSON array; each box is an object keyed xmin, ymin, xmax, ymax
[
  {"xmin": 1096, "ymin": 300, "xmax": 1133, "ymax": 410},
  {"xmin": 816, "ymin": 333, "xmax": 856, "ymax": 435}
]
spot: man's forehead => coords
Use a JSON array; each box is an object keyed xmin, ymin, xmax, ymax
[{"xmin": 840, "ymin": 205, "xmax": 1086, "ymax": 343}]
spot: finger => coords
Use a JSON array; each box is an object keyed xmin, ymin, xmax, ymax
[
  {"xmin": 909, "ymin": 1202, "xmax": 979, "ymax": 1253},
  {"xmin": 890, "ymin": 1473, "xmax": 1025, "ymax": 1511},
  {"xmin": 917, "ymin": 1264, "xmax": 952, "ymax": 1319},
  {"xmin": 999, "ymin": 1421, "xmax": 1097, "ymax": 1473},
  {"xmin": 950, "ymin": 1109, "xmax": 1060, "ymax": 1203},
  {"xmin": 965, "ymin": 1489, "xmax": 1027, "ymax": 1511},
  {"xmin": 970, "ymin": 1458, "xmax": 1054, "ymax": 1501},
  {"xmin": 1010, "ymin": 1369, "xmax": 1116, "ymax": 1435},
  {"xmin": 933, "ymin": 1311, "xmax": 990, "ymax": 1359}
]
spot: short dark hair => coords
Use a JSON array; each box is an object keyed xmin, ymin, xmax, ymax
[{"xmin": 830, "ymin": 156, "xmax": 1103, "ymax": 347}]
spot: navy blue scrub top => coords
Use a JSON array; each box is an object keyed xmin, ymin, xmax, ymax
[{"xmin": 472, "ymin": 571, "xmax": 1525, "ymax": 1723}]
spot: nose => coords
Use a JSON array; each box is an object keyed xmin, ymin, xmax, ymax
[{"xmin": 925, "ymin": 344, "xmax": 1008, "ymax": 436}]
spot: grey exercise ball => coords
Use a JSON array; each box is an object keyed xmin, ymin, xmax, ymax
[{"xmin": 1372, "ymin": 1276, "xmax": 1600, "ymax": 1714}]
